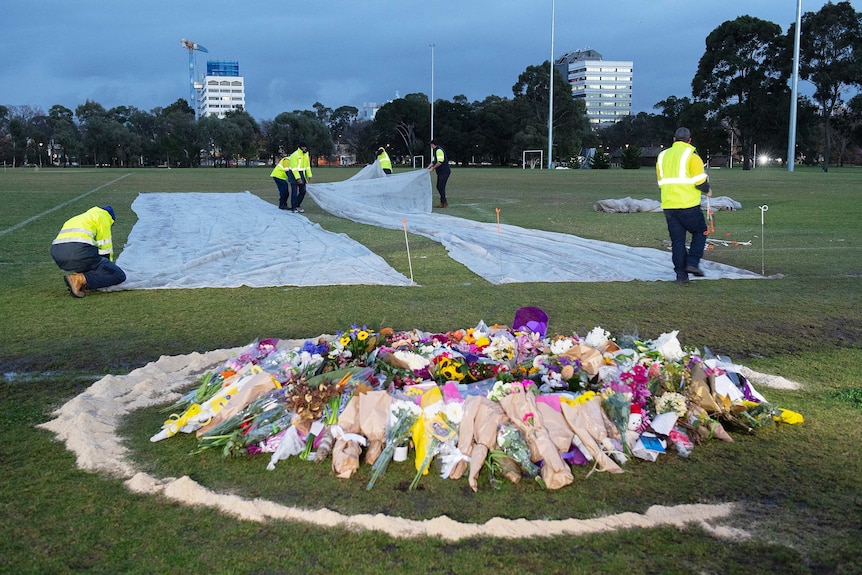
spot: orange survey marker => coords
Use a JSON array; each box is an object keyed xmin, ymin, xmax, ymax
[{"xmin": 704, "ymin": 195, "xmax": 716, "ymax": 235}]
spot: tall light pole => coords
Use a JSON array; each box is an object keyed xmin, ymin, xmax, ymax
[
  {"xmin": 787, "ymin": 0, "xmax": 802, "ymax": 172},
  {"xmin": 547, "ymin": 0, "xmax": 555, "ymax": 169},
  {"xmin": 429, "ymin": 43, "xmax": 436, "ymax": 141}
]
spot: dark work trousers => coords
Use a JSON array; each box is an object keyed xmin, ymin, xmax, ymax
[
  {"xmin": 50, "ymin": 242, "xmax": 126, "ymax": 290},
  {"xmin": 664, "ymin": 206, "xmax": 707, "ymax": 280}
]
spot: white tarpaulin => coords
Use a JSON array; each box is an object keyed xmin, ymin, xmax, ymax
[
  {"xmin": 113, "ymin": 191, "xmax": 412, "ymax": 289},
  {"xmin": 306, "ymin": 164, "xmax": 762, "ymax": 284},
  {"xmin": 593, "ymin": 196, "xmax": 742, "ymax": 213},
  {"xmin": 113, "ymin": 165, "xmax": 762, "ymax": 290}
]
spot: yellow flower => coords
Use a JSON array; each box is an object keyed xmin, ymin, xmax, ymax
[
  {"xmin": 572, "ymin": 391, "xmax": 597, "ymax": 405},
  {"xmin": 357, "ymin": 330, "xmax": 369, "ymax": 341},
  {"xmin": 339, "ymin": 335, "xmax": 351, "ymax": 346},
  {"xmin": 441, "ymin": 365, "xmax": 465, "ymax": 381}
]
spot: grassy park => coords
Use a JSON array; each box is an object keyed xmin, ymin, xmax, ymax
[{"xmin": 1, "ymin": 164, "xmax": 861, "ymax": 574}]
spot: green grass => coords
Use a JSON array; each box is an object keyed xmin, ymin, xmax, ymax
[{"xmin": 1, "ymin": 165, "xmax": 861, "ymax": 574}]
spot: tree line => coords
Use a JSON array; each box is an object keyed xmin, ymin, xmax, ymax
[{"xmin": 2, "ymin": 2, "xmax": 860, "ymax": 170}]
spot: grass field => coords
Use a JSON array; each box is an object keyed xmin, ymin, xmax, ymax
[{"xmin": 1, "ymin": 165, "xmax": 861, "ymax": 574}]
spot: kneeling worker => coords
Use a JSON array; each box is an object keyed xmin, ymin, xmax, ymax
[{"xmin": 50, "ymin": 205, "xmax": 126, "ymax": 297}]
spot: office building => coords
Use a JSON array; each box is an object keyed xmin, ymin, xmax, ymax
[
  {"xmin": 197, "ymin": 60, "xmax": 246, "ymax": 118},
  {"xmin": 555, "ymin": 49, "xmax": 632, "ymax": 127}
]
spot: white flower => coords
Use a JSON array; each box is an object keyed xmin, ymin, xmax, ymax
[
  {"xmin": 423, "ymin": 400, "xmax": 444, "ymax": 419},
  {"xmin": 417, "ymin": 343, "xmax": 439, "ymax": 355},
  {"xmin": 655, "ymin": 391, "xmax": 687, "ymax": 418},
  {"xmin": 549, "ymin": 336, "xmax": 575, "ymax": 355},
  {"xmin": 443, "ymin": 401, "xmax": 463, "ymax": 425},
  {"xmin": 653, "ymin": 330, "xmax": 684, "ymax": 362},
  {"xmin": 484, "ymin": 336, "xmax": 516, "ymax": 361},
  {"xmin": 584, "ymin": 327, "xmax": 610, "ymax": 349},
  {"xmin": 487, "ymin": 380, "xmax": 511, "ymax": 401},
  {"xmin": 392, "ymin": 350, "xmax": 430, "ymax": 371},
  {"xmin": 541, "ymin": 370, "xmax": 562, "ymax": 388}
]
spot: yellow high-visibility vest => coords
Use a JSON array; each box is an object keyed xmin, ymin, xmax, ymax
[
  {"xmin": 52, "ymin": 207, "xmax": 116, "ymax": 261},
  {"xmin": 270, "ymin": 157, "xmax": 290, "ymax": 180},
  {"xmin": 286, "ymin": 147, "xmax": 313, "ymax": 179},
  {"xmin": 656, "ymin": 141, "xmax": 707, "ymax": 209},
  {"xmin": 377, "ymin": 150, "xmax": 392, "ymax": 171}
]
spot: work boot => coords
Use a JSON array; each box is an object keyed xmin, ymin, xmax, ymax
[
  {"xmin": 436, "ymin": 201, "xmax": 448, "ymax": 208},
  {"xmin": 64, "ymin": 273, "xmax": 87, "ymax": 298}
]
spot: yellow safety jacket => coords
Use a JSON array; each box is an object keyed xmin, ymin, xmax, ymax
[
  {"xmin": 52, "ymin": 207, "xmax": 116, "ymax": 261},
  {"xmin": 270, "ymin": 157, "xmax": 290, "ymax": 181},
  {"xmin": 286, "ymin": 147, "xmax": 313, "ymax": 180},
  {"xmin": 656, "ymin": 141, "xmax": 707, "ymax": 209},
  {"xmin": 377, "ymin": 150, "xmax": 392, "ymax": 171}
]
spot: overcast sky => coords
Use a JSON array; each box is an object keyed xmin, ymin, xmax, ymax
[{"xmin": 2, "ymin": 1, "xmax": 857, "ymax": 122}]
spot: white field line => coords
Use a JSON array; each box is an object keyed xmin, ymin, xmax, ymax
[{"xmin": 0, "ymin": 173, "xmax": 134, "ymax": 237}]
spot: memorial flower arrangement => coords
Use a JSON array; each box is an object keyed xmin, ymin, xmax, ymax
[{"xmin": 151, "ymin": 311, "xmax": 804, "ymax": 491}]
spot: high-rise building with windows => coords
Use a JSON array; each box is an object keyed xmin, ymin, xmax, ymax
[
  {"xmin": 197, "ymin": 60, "xmax": 246, "ymax": 118},
  {"xmin": 555, "ymin": 50, "xmax": 632, "ymax": 127}
]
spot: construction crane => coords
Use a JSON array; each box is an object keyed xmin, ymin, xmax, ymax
[{"xmin": 181, "ymin": 39, "xmax": 208, "ymax": 118}]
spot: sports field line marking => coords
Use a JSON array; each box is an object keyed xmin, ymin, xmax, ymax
[{"xmin": 0, "ymin": 173, "xmax": 134, "ymax": 238}]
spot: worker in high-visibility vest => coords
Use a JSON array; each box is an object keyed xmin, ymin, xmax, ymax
[
  {"xmin": 428, "ymin": 139, "xmax": 451, "ymax": 208},
  {"xmin": 50, "ymin": 205, "xmax": 126, "ymax": 297},
  {"xmin": 656, "ymin": 127, "xmax": 712, "ymax": 285},
  {"xmin": 270, "ymin": 153, "xmax": 291, "ymax": 210},
  {"xmin": 286, "ymin": 140, "xmax": 313, "ymax": 213},
  {"xmin": 376, "ymin": 147, "xmax": 392, "ymax": 174}
]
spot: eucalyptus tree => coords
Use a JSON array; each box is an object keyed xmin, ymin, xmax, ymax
[
  {"xmin": 47, "ymin": 105, "xmax": 79, "ymax": 166},
  {"xmin": 652, "ymin": 97, "xmax": 727, "ymax": 159},
  {"xmin": 153, "ymin": 99, "xmax": 198, "ymax": 167},
  {"xmin": 322, "ymin": 105, "xmax": 361, "ymax": 162},
  {"xmin": 75, "ymin": 100, "xmax": 120, "ymax": 166},
  {"xmin": 267, "ymin": 111, "xmax": 332, "ymax": 164},
  {"xmin": 473, "ymin": 95, "xmax": 519, "ymax": 166},
  {"xmin": 692, "ymin": 16, "xmax": 790, "ymax": 170},
  {"xmin": 794, "ymin": 0, "xmax": 862, "ymax": 170},
  {"xmin": 372, "ymin": 93, "xmax": 430, "ymax": 159},
  {"xmin": 0, "ymin": 105, "xmax": 8, "ymax": 164},
  {"xmin": 222, "ymin": 108, "xmax": 261, "ymax": 166},
  {"xmin": 432, "ymin": 95, "xmax": 478, "ymax": 165},
  {"xmin": 512, "ymin": 61, "xmax": 584, "ymax": 165},
  {"xmin": 2, "ymin": 105, "xmax": 46, "ymax": 166}
]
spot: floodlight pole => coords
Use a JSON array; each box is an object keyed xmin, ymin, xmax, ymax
[
  {"xmin": 787, "ymin": 0, "xmax": 802, "ymax": 172},
  {"xmin": 547, "ymin": 0, "xmax": 555, "ymax": 169},
  {"xmin": 430, "ymin": 43, "xmax": 436, "ymax": 141}
]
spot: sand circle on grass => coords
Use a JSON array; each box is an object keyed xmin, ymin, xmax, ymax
[{"xmin": 39, "ymin": 340, "xmax": 796, "ymax": 541}]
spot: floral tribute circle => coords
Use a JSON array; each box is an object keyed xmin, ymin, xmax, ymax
[{"xmin": 149, "ymin": 315, "xmax": 803, "ymax": 492}]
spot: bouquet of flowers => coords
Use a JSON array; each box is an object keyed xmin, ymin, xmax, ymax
[
  {"xmin": 532, "ymin": 354, "xmax": 583, "ymax": 393},
  {"xmin": 655, "ymin": 391, "xmax": 687, "ymax": 418},
  {"xmin": 486, "ymin": 378, "xmax": 535, "ymax": 402},
  {"xmin": 366, "ymin": 399, "xmax": 421, "ymax": 490},
  {"xmin": 289, "ymin": 369, "xmax": 359, "ymax": 460},
  {"xmin": 492, "ymin": 422, "xmax": 540, "ymax": 481},
  {"xmin": 431, "ymin": 352, "xmax": 468, "ymax": 384},
  {"xmin": 260, "ymin": 341, "xmax": 328, "ymax": 385},
  {"xmin": 409, "ymin": 399, "xmax": 461, "ymax": 490},
  {"xmin": 193, "ymin": 387, "xmax": 290, "ymax": 457},
  {"xmin": 160, "ymin": 367, "xmax": 235, "ymax": 415},
  {"xmin": 331, "ymin": 324, "xmax": 378, "ymax": 364},
  {"xmin": 619, "ymin": 364, "xmax": 652, "ymax": 411},
  {"xmin": 601, "ymin": 384, "xmax": 633, "ymax": 454}
]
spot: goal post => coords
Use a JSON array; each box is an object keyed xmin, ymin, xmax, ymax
[
  {"xmin": 522, "ymin": 150, "xmax": 543, "ymax": 169},
  {"xmin": 412, "ymin": 155, "xmax": 425, "ymax": 169}
]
